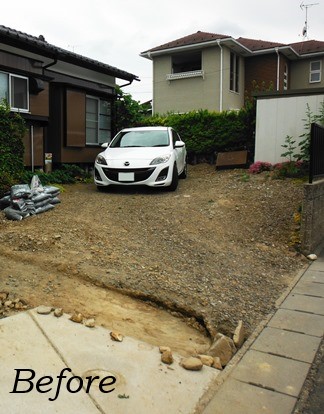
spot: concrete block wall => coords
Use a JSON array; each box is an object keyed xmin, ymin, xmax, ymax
[{"xmin": 301, "ymin": 178, "xmax": 324, "ymax": 255}]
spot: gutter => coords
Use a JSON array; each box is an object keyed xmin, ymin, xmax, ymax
[
  {"xmin": 275, "ymin": 47, "xmax": 280, "ymax": 91},
  {"xmin": 43, "ymin": 57, "xmax": 58, "ymax": 71},
  {"xmin": 217, "ymin": 40, "xmax": 223, "ymax": 112},
  {"xmin": 119, "ymin": 78, "xmax": 140, "ymax": 88},
  {"xmin": 140, "ymin": 38, "xmax": 251, "ymax": 59}
]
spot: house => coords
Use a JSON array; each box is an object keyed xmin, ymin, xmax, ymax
[
  {"xmin": 0, "ymin": 25, "xmax": 139, "ymax": 169},
  {"xmin": 140, "ymin": 31, "xmax": 324, "ymax": 114}
]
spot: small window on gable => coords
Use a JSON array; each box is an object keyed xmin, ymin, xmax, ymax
[
  {"xmin": 172, "ymin": 51, "xmax": 201, "ymax": 74},
  {"xmin": 310, "ymin": 61, "xmax": 321, "ymax": 83}
]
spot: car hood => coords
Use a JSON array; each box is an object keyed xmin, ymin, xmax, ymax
[{"xmin": 102, "ymin": 147, "xmax": 171, "ymax": 167}]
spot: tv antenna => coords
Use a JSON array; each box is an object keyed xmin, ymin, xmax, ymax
[{"xmin": 300, "ymin": 2, "xmax": 319, "ymax": 38}]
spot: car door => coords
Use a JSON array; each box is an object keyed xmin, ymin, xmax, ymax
[{"xmin": 172, "ymin": 129, "xmax": 186, "ymax": 173}]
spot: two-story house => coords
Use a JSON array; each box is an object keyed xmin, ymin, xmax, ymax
[
  {"xmin": 0, "ymin": 25, "xmax": 139, "ymax": 169},
  {"xmin": 140, "ymin": 31, "xmax": 324, "ymax": 114}
]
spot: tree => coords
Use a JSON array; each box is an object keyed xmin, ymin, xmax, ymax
[
  {"xmin": 114, "ymin": 87, "xmax": 144, "ymax": 131},
  {"xmin": 0, "ymin": 100, "xmax": 27, "ymax": 196}
]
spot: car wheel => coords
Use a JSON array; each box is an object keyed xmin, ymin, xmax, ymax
[
  {"xmin": 179, "ymin": 163, "xmax": 187, "ymax": 179},
  {"xmin": 168, "ymin": 164, "xmax": 179, "ymax": 191}
]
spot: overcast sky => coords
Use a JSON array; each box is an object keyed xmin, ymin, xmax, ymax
[{"xmin": 1, "ymin": 0, "xmax": 323, "ymax": 103}]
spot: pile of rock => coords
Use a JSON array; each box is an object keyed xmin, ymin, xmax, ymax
[
  {"xmin": 0, "ymin": 179, "xmax": 61, "ymax": 221},
  {"xmin": 160, "ymin": 320, "xmax": 246, "ymax": 372},
  {"xmin": 0, "ymin": 292, "xmax": 28, "ymax": 317}
]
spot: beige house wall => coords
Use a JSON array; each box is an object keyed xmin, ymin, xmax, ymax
[
  {"xmin": 290, "ymin": 58, "xmax": 324, "ymax": 89},
  {"xmin": 221, "ymin": 48, "xmax": 245, "ymax": 111},
  {"xmin": 152, "ymin": 46, "xmax": 244, "ymax": 114}
]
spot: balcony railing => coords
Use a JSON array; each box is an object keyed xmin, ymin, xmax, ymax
[{"xmin": 166, "ymin": 70, "xmax": 204, "ymax": 81}]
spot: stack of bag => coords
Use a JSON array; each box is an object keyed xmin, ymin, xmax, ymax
[{"xmin": 0, "ymin": 175, "xmax": 61, "ymax": 221}]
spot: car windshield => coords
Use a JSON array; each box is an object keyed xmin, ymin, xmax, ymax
[{"xmin": 110, "ymin": 130, "xmax": 170, "ymax": 148}]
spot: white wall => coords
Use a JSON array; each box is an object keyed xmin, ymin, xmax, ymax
[{"xmin": 254, "ymin": 93, "xmax": 324, "ymax": 164}]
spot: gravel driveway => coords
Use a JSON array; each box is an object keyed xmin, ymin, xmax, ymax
[{"xmin": 0, "ymin": 164, "xmax": 307, "ymax": 340}]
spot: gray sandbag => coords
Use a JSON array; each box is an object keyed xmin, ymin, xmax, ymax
[
  {"xmin": 31, "ymin": 193, "xmax": 52, "ymax": 203},
  {"xmin": 10, "ymin": 184, "xmax": 31, "ymax": 199},
  {"xmin": 3, "ymin": 207, "xmax": 29, "ymax": 221},
  {"xmin": 43, "ymin": 186, "xmax": 60, "ymax": 196},
  {"xmin": 50, "ymin": 197, "xmax": 61, "ymax": 205}
]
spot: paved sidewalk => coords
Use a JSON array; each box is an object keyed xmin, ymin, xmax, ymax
[
  {"xmin": 0, "ymin": 308, "xmax": 219, "ymax": 413},
  {"xmin": 201, "ymin": 252, "xmax": 324, "ymax": 414},
  {"xmin": 1, "ymin": 254, "xmax": 323, "ymax": 413}
]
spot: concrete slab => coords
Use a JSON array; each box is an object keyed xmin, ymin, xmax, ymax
[
  {"xmin": 0, "ymin": 312, "xmax": 100, "ymax": 414},
  {"xmin": 268, "ymin": 308, "xmax": 324, "ymax": 337},
  {"xmin": 281, "ymin": 293, "xmax": 324, "ymax": 315},
  {"xmin": 0, "ymin": 310, "xmax": 219, "ymax": 414},
  {"xmin": 307, "ymin": 260, "xmax": 324, "ymax": 271},
  {"xmin": 300, "ymin": 269, "xmax": 324, "ymax": 283},
  {"xmin": 202, "ymin": 378, "xmax": 297, "ymax": 414},
  {"xmin": 251, "ymin": 327, "xmax": 321, "ymax": 363},
  {"xmin": 292, "ymin": 280, "xmax": 324, "ymax": 297},
  {"xmin": 231, "ymin": 350, "xmax": 310, "ymax": 397}
]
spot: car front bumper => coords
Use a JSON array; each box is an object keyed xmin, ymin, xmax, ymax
[{"xmin": 94, "ymin": 163, "xmax": 173, "ymax": 187}]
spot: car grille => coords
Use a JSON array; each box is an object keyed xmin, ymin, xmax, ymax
[{"xmin": 102, "ymin": 167, "xmax": 156, "ymax": 182}]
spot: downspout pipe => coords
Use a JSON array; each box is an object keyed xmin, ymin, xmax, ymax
[
  {"xmin": 43, "ymin": 57, "xmax": 58, "ymax": 71},
  {"xmin": 275, "ymin": 47, "xmax": 280, "ymax": 91},
  {"xmin": 217, "ymin": 40, "xmax": 223, "ymax": 112}
]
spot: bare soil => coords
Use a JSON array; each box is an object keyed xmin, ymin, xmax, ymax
[{"xmin": 0, "ymin": 164, "xmax": 308, "ymax": 355}]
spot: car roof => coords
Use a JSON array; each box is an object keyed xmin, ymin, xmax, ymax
[{"xmin": 120, "ymin": 126, "xmax": 170, "ymax": 132}]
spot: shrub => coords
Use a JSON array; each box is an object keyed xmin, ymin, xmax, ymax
[
  {"xmin": 20, "ymin": 164, "xmax": 92, "ymax": 186},
  {"xmin": 0, "ymin": 101, "xmax": 27, "ymax": 197},
  {"xmin": 138, "ymin": 106, "xmax": 256, "ymax": 163},
  {"xmin": 272, "ymin": 161, "xmax": 307, "ymax": 179},
  {"xmin": 248, "ymin": 161, "xmax": 272, "ymax": 174}
]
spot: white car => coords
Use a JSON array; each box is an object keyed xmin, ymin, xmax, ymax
[{"xmin": 94, "ymin": 126, "xmax": 187, "ymax": 191}]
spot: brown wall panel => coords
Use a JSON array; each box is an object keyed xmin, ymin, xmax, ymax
[
  {"xmin": 23, "ymin": 126, "xmax": 44, "ymax": 167},
  {"xmin": 66, "ymin": 90, "xmax": 86, "ymax": 147},
  {"xmin": 29, "ymin": 83, "xmax": 49, "ymax": 116},
  {"xmin": 61, "ymin": 146, "xmax": 102, "ymax": 164}
]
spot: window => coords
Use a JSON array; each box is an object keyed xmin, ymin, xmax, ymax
[
  {"xmin": 86, "ymin": 96, "xmax": 112, "ymax": 145},
  {"xmin": 283, "ymin": 64, "xmax": 288, "ymax": 90},
  {"xmin": 230, "ymin": 52, "xmax": 240, "ymax": 93},
  {"xmin": 310, "ymin": 61, "xmax": 321, "ymax": 83},
  {"xmin": 0, "ymin": 72, "xmax": 29, "ymax": 112},
  {"xmin": 172, "ymin": 51, "xmax": 202, "ymax": 74}
]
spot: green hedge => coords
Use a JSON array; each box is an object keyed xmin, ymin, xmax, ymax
[
  {"xmin": 0, "ymin": 102, "xmax": 27, "ymax": 197},
  {"xmin": 138, "ymin": 106, "xmax": 256, "ymax": 163}
]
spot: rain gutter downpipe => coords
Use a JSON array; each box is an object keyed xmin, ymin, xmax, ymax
[
  {"xmin": 217, "ymin": 40, "xmax": 223, "ymax": 112},
  {"xmin": 275, "ymin": 47, "xmax": 280, "ymax": 91}
]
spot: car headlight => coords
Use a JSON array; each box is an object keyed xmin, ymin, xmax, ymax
[
  {"xmin": 150, "ymin": 154, "xmax": 171, "ymax": 165},
  {"xmin": 95, "ymin": 154, "xmax": 107, "ymax": 165}
]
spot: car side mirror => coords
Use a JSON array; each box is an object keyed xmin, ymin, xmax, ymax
[
  {"xmin": 101, "ymin": 142, "xmax": 109, "ymax": 148},
  {"xmin": 174, "ymin": 140, "xmax": 185, "ymax": 148}
]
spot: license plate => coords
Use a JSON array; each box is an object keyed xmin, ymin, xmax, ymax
[{"xmin": 118, "ymin": 172, "xmax": 134, "ymax": 182}]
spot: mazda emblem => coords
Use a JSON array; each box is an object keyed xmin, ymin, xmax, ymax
[{"xmin": 124, "ymin": 161, "xmax": 130, "ymax": 166}]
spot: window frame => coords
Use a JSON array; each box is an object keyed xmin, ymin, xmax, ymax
[
  {"xmin": 230, "ymin": 52, "xmax": 240, "ymax": 93},
  {"xmin": 0, "ymin": 71, "xmax": 29, "ymax": 112},
  {"xmin": 86, "ymin": 95, "xmax": 112, "ymax": 146},
  {"xmin": 309, "ymin": 60, "xmax": 322, "ymax": 83},
  {"xmin": 283, "ymin": 64, "xmax": 288, "ymax": 90}
]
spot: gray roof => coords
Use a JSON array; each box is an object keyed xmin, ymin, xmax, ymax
[{"xmin": 0, "ymin": 25, "xmax": 139, "ymax": 82}]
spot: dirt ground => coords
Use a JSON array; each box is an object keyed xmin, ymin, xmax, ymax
[{"xmin": 0, "ymin": 164, "xmax": 308, "ymax": 356}]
